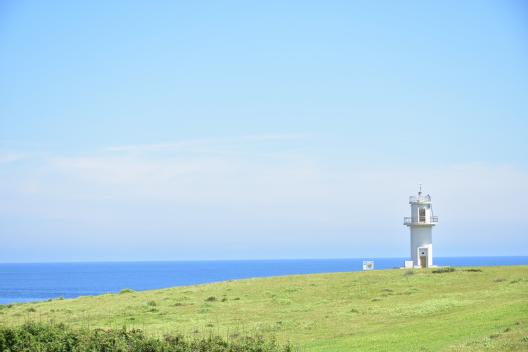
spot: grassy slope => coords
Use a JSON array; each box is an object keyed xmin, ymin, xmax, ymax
[{"xmin": 1, "ymin": 266, "xmax": 527, "ymax": 351}]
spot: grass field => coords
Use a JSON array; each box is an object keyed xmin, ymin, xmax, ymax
[{"xmin": 1, "ymin": 266, "xmax": 527, "ymax": 351}]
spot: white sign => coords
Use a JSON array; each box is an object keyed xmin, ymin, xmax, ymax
[
  {"xmin": 404, "ymin": 260, "xmax": 414, "ymax": 269},
  {"xmin": 362, "ymin": 261, "xmax": 374, "ymax": 271}
]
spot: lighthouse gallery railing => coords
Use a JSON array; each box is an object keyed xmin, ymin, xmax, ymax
[
  {"xmin": 403, "ymin": 216, "xmax": 438, "ymax": 225},
  {"xmin": 409, "ymin": 194, "xmax": 431, "ymax": 203}
]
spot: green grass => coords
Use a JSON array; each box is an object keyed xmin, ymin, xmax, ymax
[{"xmin": 1, "ymin": 266, "xmax": 527, "ymax": 351}]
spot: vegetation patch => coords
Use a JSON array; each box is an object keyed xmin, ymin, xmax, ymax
[
  {"xmin": 0, "ymin": 323, "xmax": 292, "ymax": 352},
  {"xmin": 393, "ymin": 298, "xmax": 463, "ymax": 318},
  {"xmin": 432, "ymin": 267, "xmax": 456, "ymax": 274},
  {"xmin": 120, "ymin": 288, "xmax": 136, "ymax": 294}
]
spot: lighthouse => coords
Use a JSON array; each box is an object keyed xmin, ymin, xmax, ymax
[{"xmin": 403, "ymin": 186, "xmax": 438, "ymax": 268}]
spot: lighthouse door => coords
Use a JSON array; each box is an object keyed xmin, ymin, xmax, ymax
[
  {"xmin": 419, "ymin": 248, "xmax": 428, "ymax": 268},
  {"xmin": 419, "ymin": 256, "xmax": 427, "ymax": 268}
]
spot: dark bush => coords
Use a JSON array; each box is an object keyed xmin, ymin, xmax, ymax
[
  {"xmin": 0, "ymin": 322, "xmax": 293, "ymax": 351},
  {"xmin": 432, "ymin": 267, "xmax": 455, "ymax": 274}
]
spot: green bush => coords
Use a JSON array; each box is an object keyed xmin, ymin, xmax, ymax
[
  {"xmin": 432, "ymin": 267, "xmax": 455, "ymax": 274},
  {"xmin": 0, "ymin": 322, "xmax": 293, "ymax": 351},
  {"xmin": 119, "ymin": 288, "xmax": 135, "ymax": 294}
]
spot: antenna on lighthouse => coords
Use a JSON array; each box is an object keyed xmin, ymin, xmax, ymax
[{"xmin": 418, "ymin": 184, "xmax": 422, "ymax": 195}]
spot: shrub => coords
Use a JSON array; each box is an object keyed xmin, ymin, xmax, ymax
[
  {"xmin": 463, "ymin": 268, "xmax": 482, "ymax": 272},
  {"xmin": 119, "ymin": 288, "xmax": 135, "ymax": 294},
  {"xmin": 432, "ymin": 267, "xmax": 455, "ymax": 274},
  {"xmin": 205, "ymin": 296, "xmax": 217, "ymax": 302},
  {"xmin": 147, "ymin": 301, "xmax": 157, "ymax": 307},
  {"xmin": 0, "ymin": 323, "xmax": 293, "ymax": 351}
]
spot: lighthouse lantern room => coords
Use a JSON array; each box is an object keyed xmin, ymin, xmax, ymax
[{"xmin": 403, "ymin": 186, "xmax": 438, "ymax": 268}]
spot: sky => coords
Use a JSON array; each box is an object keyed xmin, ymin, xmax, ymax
[{"xmin": 1, "ymin": 1, "xmax": 527, "ymax": 262}]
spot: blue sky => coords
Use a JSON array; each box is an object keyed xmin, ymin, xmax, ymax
[{"xmin": 1, "ymin": 1, "xmax": 527, "ymax": 262}]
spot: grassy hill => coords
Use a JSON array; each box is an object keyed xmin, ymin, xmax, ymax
[{"xmin": 1, "ymin": 266, "xmax": 527, "ymax": 351}]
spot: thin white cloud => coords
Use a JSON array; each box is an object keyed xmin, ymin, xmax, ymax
[
  {"xmin": 104, "ymin": 133, "xmax": 309, "ymax": 154},
  {"xmin": 104, "ymin": 140, "xmax": 208, "ymax": 153}
]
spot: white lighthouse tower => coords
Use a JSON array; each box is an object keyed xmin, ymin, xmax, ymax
[{"xmin": 404, "ymin": 186, "xmax": 438, "ymax": 268}]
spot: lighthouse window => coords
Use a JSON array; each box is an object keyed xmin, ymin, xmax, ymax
[{"xmin": 419, "ymin": 208, "xmax": 426, "ymax": 222}]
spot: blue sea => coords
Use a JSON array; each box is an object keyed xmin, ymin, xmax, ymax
[{"xmin": 1, "ymin": 257, "xmax": 527, "ymax": 305}]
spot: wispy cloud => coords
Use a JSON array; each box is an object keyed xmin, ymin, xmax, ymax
[
  {"xmin": 104, "ymin": 133, "xmax": 309, "ymax": 154},
  {"xmin": 104, "ymin": 140, "xmax": 208, "ymax": 153}
]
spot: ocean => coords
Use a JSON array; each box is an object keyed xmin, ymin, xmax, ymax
[{"xmin": 0, "ymin": 256, "xmax": 527, "ymax": 305}]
